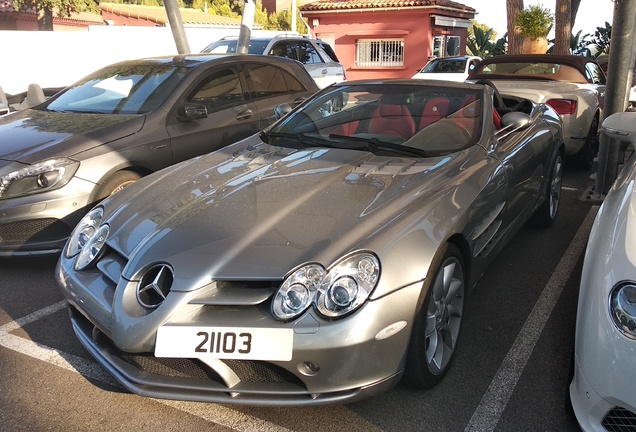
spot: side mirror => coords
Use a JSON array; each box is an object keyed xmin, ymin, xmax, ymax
[
  {"xmin": 500, "ymin": 112, "xmax": 532, "ymax": 130},
  {"xmin": 275, "ymin": 103, "xmax": 292, "ymax": 120},
  {"xmin": 178, "ymin": 102, "xmax": 208, "ymax": 121}
]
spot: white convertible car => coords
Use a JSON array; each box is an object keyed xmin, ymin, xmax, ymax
[
  {"xmin": 569, "ymin": 112, "xmax": 636, "ymax": 431},
  {"xmin": 468, "ymin": 54, "xmax": 605, "ymax": 170}
]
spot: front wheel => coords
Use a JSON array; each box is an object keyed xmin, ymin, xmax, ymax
[
  {"xmin": 404, "ymin": 244, "xmax": 466, "ymax": 388},
  {"xmin": 94, "ymin": 170, "xmax": 141, "ymax": 201}
]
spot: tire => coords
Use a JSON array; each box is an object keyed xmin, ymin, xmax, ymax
[
  {"xmin": 94, "ymin": 170, "xmax": 141, "ymax": 200},
  {"xmin": 404, "ymin": 244, "xmax": 466, "ymax": 388},
  {"xmin": 531, "ymin": 153, "xmax": 563, "ymax": 227},
  {"xmin": 572, "ymin": 116, "xmax": 599, "ymax": 171}
]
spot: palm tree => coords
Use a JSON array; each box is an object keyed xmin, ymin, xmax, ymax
[
  {"xmin": 467, "ymin": 25, "xmax": 497, "ymax": 58},
  {"xmin": 506, "ymin": 0, "xmax": 524, "ymax": 54}
]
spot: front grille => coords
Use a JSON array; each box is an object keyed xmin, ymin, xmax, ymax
[
  {"xmin": 0, "ymin": 218, "xmax": 71, "ymax": 243},
  {"xmin": 603, "ymin": 407, "xmax": 636, "ymax": 431},
  {"xmin": 121, "ymin": 354, "xmax": 224, "ymax": 381}
]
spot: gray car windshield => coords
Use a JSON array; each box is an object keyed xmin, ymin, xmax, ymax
[
  {"xmin": 267, "ymin": 84, "xmax": 483, "ymax": 157},
  {"xmin": 201, "ymin": 39, "xmax": 270, "ymax": 55},
  {"xmin": 45, "ymin": 63, "xmax": 187, "ymax": 114},
  {"xmin": 421, "ymin": 59, "xmax": 466, "ymax": 73}
]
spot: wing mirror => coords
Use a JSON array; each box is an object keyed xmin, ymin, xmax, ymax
[
  {"xmin": 500, "ymin": 112, "xmax": 532, "ymax": 130},
  {"xmin": 275, "ymin": 103, "xmax": 292, "ymax": 120},
  {"xmin": 178, "ymin": 102, "xmax": 208, "ymax": 121}
]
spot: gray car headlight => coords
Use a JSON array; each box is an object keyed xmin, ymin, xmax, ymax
[
  {"xmin": 272, "ymin": 264, "xmax": 325, "ymax": 321},
  {"xmin": 0, "ymin": 158, "xmax": 79, "ymax": 199},
  {"xmin": 272, "ymin": 252, "xmax": 381, "ymax": 321},
  {"xmin": 65, "ymin": 207, "xmax": 104, "ymax": 258},
  {"xmin": 74, "ymin": 223, "xmax": 109, "ymax": 271},
  {"xmin": 316, "ymin": 253, "xmax": 380, "ymax": 318},
  {"xmin": 610, "ymin": 281, "xmax": 636, "ymax": 339}
]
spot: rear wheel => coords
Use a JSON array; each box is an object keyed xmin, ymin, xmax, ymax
[
  {"xmin": 572, "ymin": 116, "xmax": 599, "ymax": 171},
  {"xmin": 404, "ymin": 244, "xmax": 466, "ymax": 388},
  {"xmin": 531, "ymin": 153, "xmax": 563, "ymax": 227}
]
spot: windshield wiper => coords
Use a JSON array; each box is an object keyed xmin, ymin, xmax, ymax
[
  {"xmin": 261, "ymin": 131, "xmax": 339, "ymax": 148},
  {"xmin": 328, "ymin": 134, "xmax": 429, "ymax": 157}
]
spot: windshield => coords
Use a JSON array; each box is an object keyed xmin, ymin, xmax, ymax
[
  {"xmin": 201, "ymin": 39, "xmax": 270, "ymax": 55},
  {"xmin": 265, "ymin": 84, "xmax": 483, "ymax": 157},
  {"xmin": 46, "ymin": 63, "xmax": 187, "ymax": 114},
  {"xmin": 421, "ymin": 59, "xmax": 466, "ymax": 73}
]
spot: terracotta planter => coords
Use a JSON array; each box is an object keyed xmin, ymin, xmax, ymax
[{"xmin": 521, "ymin": 37, "xmax": 548, "ymax": 54}]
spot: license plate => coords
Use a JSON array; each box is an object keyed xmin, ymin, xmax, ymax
[{"xmin": 155, "ymin": 326, "xmax": 294, "ymax": 361}]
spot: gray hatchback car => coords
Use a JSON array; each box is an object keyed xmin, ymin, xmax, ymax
[{"xmin": 0, "ymin": 54, "xmax": 319, "ymax": 256}]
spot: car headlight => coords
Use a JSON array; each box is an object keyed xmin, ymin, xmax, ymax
[
  {"xmin": 272, "ymin": 252, "xmax": 380, "ymax": 321},
  {"xmin": 0, "ymin": 158, "xmax": 79, "ymax": 199},
  {"xmin": 272, "ymin": 264, "xmax": 325, "ymax": 321},
  {"xmin": 65, "ymin": 207, "xmax": 104, "ymax": 258},
  {"xmin": 74, "ymin": 223, "xmax": 109, "ymax": 271},
  {"xmin": 316, "ymin": 253, "xmax": 380, "ymax": 318},
  {"xmin": 610, "ymin": 281, "xmax": 636, "ymax": 338}
]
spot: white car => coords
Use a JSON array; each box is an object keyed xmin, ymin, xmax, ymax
[
  {"xmin": 412, "ymin": 56, "xmax": 482, "ymax": 82},
  {"xmin": 569, "ymin": 111, "xmax": 636, "ymax": 430},
  {"xmin": 467, "ymin": 54, "xmax": 606, "ymax": 169}
]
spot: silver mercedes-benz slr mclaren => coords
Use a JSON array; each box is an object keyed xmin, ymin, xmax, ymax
[{"xmin": 56, "ymin": 79, "xmax": 565, "ymax": 406}]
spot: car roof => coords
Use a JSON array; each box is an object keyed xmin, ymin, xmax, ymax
[
  {"xmin": 471, "ymin": 54, "xmax": 594, "ymax": 75},
  {"xmin": 117, "ymin": 53, "xmax": 295, "ymax": 68}
]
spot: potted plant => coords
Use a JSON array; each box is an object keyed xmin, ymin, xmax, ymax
[{"xmin": 516, "ymin": 4, "xmax": 553, "ymax": 54}]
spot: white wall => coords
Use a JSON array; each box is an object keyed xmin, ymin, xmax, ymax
[{"xmin": 0, "ymin": 26, "xmax": 291, "ymax": 95}]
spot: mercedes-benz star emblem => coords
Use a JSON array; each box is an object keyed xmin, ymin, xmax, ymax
[{"xmin": 137, "ymin": 264, "xmax": 174, "ymax": 309}]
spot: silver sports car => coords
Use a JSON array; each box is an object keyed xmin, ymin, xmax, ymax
[{"xmin": 57, "ymin": 79, "xmax": 565, "ymax": 406}]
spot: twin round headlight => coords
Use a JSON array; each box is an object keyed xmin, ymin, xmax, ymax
[
  {"xmin": 65, "ymin": 207, "xmax": 109, "ymax": 270},
  {"xmin": 610, "ymin": 281, "xmax": 636, "ymax": 339},
  {"xmin": 272, "ymin": 253, "xmax": 380, "ymax": 321}
]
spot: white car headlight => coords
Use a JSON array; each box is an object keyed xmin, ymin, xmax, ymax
[
  {"xmin": 65, "ymin": 207, "xmax": 104, "ymax": 258},
  {"xmin": 272, "ymin": 252, "xmax": 380, "ymax": 321},
  {"xmin": 610, "ymin": 281, "xmax": 636, "ymax": 338},
  {"xmin": 0, "ymin": 158, "xmax": 79, "ymax": 199}
]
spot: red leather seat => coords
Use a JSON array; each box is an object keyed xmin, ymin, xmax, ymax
[
  {"xmin": 369, "ymin": 97, "xmax": 416, "ymax": 139},
  {"xmin": 419, "ymin": 97, "xmax": 450, "ymax": 129}
]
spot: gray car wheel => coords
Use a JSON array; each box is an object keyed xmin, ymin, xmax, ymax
[
  {"xmin": 95, "ymin": 170, "xmax": 141, "ymax": 200},
  {"xmin": 531, "ymin": 153, "xmax": 563, "ymax": 227},
  {"xmin": 405, "ymin": 244, "xmax": 466, "ymax": 388}
]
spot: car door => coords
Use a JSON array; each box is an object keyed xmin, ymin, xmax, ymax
[
  {"xmin": 242, "ymin": 62, "xmax": 312, "ymax": 129},
  {"xmin": 165, "ymin": 64, "xmax": 260, "ymax": 162},
  {"xmin": 490, "ymin": 110, "xmax": 553, "ymax": 231}
]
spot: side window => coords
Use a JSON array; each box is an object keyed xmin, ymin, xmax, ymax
[
  {"xmin": 187, "ymin": 67, "xmax": 244, "ymax": 113},
  {"xmin": 586, "ymin": 63, "xmax": 606, "ymax": 85},
  {"xmin": 245, "ymin": 63, "xmax": 293, "ymax": 99},
  {"xmin": 269, "ymin": 42, "xmax": 295, "ymax": 60},
  {"xmin": 297, "ymin": 41, "xmax": 323, "ymax": 65}
]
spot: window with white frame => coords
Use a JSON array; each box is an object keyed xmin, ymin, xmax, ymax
[
  {"xmin": 432, "ymin": 35, "xmax": 461, "ymax": 57},
  {"xmin": 355, "ymin": 39, "xmax": 404, "ymax": 67}
]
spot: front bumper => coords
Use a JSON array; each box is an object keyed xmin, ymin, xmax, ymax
[
  {"xmin": 57, "ymin": 253, "xmax": 423, "ymax": 406},
  {"xmin": 0, "ymin": 177, "xmax": 95, "ymax": 256}
]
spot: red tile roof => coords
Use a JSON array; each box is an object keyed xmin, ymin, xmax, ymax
[
  {"xmin": 299, "ymin": 0, "xmax": 475, "ymax": 12},
  {"xmin": 99, "ymin": 3, "xmax": 242, "ymax": 27}
]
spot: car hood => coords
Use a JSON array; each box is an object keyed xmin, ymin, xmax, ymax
[
  {"xmin": 103, "ymin": 136, "xmax": 481, "ymax": 286},
  {"xmin": 485, "ymin": 80, "xmax": 584, "ymax": 103},
  {"xmin": 0, "ymin": 109, "xmax": 144, "ymax": 164}
]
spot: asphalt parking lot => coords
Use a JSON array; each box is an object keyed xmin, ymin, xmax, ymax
[{"xmin": 0, "ymin": 166, "xmax": 599, "ymax": 431}]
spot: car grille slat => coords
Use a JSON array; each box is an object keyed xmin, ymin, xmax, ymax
[{"xmin": 602, "ymin": 407, "xmax": 636, "ymax": 431}]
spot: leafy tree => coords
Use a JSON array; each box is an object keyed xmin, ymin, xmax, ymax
[
  {"xmin": 466, "ymin": 23, "xmax": 496, "ymax": 58},
  {"xmin": 13, "ymin": 0, "xmax": 99, "ymax": 30}
]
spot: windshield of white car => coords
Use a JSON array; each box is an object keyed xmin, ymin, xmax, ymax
[
  {"xmin": 267, "ymin": 84, "xmax": 483, "ymax": 157},
  {"xmin": 421, "ymin": 59, "xmax": 466, "ymax": 73},
  {"xmin": 44, "ymin": 63, "xmax": 187, "ymax": 115}
]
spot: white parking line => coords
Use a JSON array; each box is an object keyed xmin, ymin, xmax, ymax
[{"xmin": 464, "ymin": 206, "xmax": 599, "ymax": 431}]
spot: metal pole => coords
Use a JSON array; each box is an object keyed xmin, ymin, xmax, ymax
[
  {"xmin": 595, "ymin": 0, "xmax": 636, "ymax": 196},
  {"xmin": 237, "ymin": 0, "xmax": 255, "ymax": 54},
  {"xmin": 291, "ymin": 0, "xmax": 297, "ymax": 33},
  {"xmin": 164, "ymin": 0, "xmax": 191, "ymax": 54}
]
